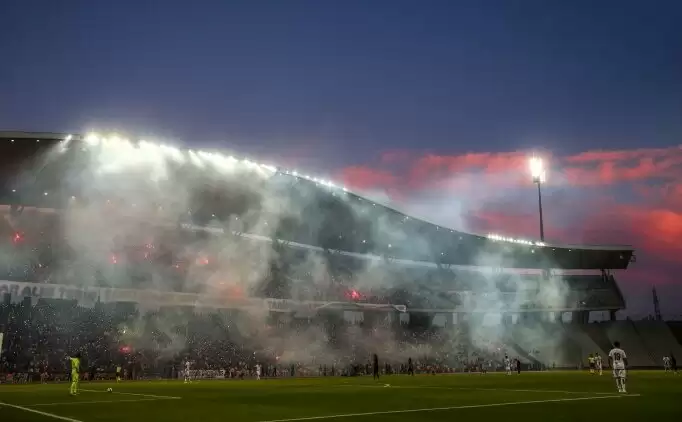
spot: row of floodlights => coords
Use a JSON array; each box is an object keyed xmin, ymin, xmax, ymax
[
  {"xmin": 81, "ymin": 133, "xmax": 351, "ymax": 191},
  {"xmin": 487, "ymin": 233, "xmax": 545, "ymax": 247},
  {"xmin": 11, "ymin": 133, "xmax": 345, "ymax": 194},
  {"xmin": 8, "ymin": 135, "xmax": 72, "ymax": 143}
]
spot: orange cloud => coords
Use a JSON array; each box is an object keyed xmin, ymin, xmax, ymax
[
  {"xmin": 341, "ymin": 144, "xmax": 682, "ymax": 192},
  {"xmin": 563, "ymin": 147, "xmax": 682, "ymax": 186},
  {"xmin": 564, "ymin": 148, "xmax": 666, "ymax": 164},
  {"xmin": 407, "ymin": 152, "xmax": 527, "ymax": 188},
  {"xmin": 613, "ymin": 206, "xmax": 682, "ymax": 261},
  {"xmin": 339, "ymin": 166, "xmax": 398, "ymax": 190}
]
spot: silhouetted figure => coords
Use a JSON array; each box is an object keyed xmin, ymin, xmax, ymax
[
  {"xmin": 372, "ymin": 354, "xmax": 379, "ymax": 380},
  {"xmin": 671, "ymin": 353, "xmax": 678, "ymax": 374}
]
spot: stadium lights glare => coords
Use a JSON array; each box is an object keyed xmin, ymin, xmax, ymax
[
  {"xmin": 529, "ymin": 156, "xmax": 546, "ymax": 183},
  {"xmin": 85, "ymin": 133, "xmax": 101, "ymax": 146},
  {"xmin": 487, "ymin": 233, "xmax": 545, "ymax": 247},
  {"xmin": 81, "ymin": 131, "xmax": 348, "ymax": 198},
  {"xmin": 188, "ymin": 150, "xmax": 205, "ymax": 168},
  {"xmin": 58, "ymin": 134, "xmax": 73, "ymax": 153}
]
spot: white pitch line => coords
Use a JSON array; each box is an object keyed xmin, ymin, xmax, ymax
[
  {"xmin": 459, "ymin": 387, "xmax": 617, "ymax": 395},
  {"xmin": 340, "ymin": 384, "xmax": 616, "ymax": 395},
  {"xmin": 0, "ymin": 401, "xmax": 84, "ymax": 422},
  {"xmin": 257, "ymin": 394, "xmax": 641, "ymax": 422},
  {"xmin": 80, "ymin": 388, "xmax": 182, "ymax": 399},
  {"xmin": 31, "ymin": 397, "xmax": 180, "ymax": 407}
]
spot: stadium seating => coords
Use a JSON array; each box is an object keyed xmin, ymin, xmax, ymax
[
  {"xmin": 508, "ymin": 323, "xmax": 557, "ymax": 366},
  {"xmin": 668, "ymin": 322, "xmax": 682, "ymax": 347},
  {"xmin": 633, "ymin": 321, "xmax": 682, "ymax": 366},
  {"xmin": 582, "ymin": 323, "xmax": 614, "ymax": 357},
  {"xmin": 602, "ymin": 321, "xmax": 657, "ymax": 367},
  {"xmin": 561, "ymin": 323, "xmax": 606, "ymax": 367}
]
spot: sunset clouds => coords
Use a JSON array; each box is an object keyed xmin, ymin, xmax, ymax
[
  {"xmin": 343, "ymin": 145, "xmax": 682, "ymax": 192},
  {"xmin": 339, "ymin": 145, "xmax": 682, "ymax": 318}
]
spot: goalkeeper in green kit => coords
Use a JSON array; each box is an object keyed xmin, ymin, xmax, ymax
[{"xmin": 68, "ymin": 352, "xmax": 82, "ymax": 395}]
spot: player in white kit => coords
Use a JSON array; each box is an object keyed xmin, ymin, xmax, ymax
[
  {"xmin": 504, "ymin": 356, "xmax": 512, "ymax": 375},
  {"xmin": 255, "ymin": 364, "xmax": 262, "ymax": 380},
  {"xmin": 608, "ymin": 341, "xmax": 628, "ymax": 393},
  {"xmin": 663, "ymin": 356, "xmax": 671, "ymax": 373},
  {"xmin": 594, "ymin": 354, "xmax": 603, "ymax": 376},
  {"xmin": 184, "ymin": 360, "xmax": 192, "ymax": 384}
]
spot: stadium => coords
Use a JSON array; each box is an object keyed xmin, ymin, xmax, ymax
[{"xmin": 0, "ymin": 131, "xmax": 680, "ymax": 422}]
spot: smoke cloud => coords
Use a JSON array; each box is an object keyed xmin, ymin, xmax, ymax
[{"xmin": 2, "ymin": 136, "xmax": 580, "ymax": 370}]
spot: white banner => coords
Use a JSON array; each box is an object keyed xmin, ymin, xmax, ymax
[
  {"xmin": 182, "ymin": 369, "xmax": 225, "ymax": 380},
  {"xmin": 0, "ymin": 281, "xmax": 406, "ymax": 312}
]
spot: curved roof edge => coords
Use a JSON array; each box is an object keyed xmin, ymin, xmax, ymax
[
  {"xmin": 0, "ymin": 131, "xmax": 79, "ymax": 140},
  {"xmin": 340, "ymin": 188, "xmax": 634, "ymax": 253},
  {"xmin": 0, "ymin": 130, "xmax": 635, "ymax": 256}
]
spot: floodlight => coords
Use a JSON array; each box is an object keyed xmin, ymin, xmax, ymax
[
  {"xmin": 529, "ymin": 156, "xmax": 547, "ymax": 241},
  {"xmin": 188, "ymin": 150, "xmax": 205, "ymax": 168},
  {"xmin": 529, "ymin": 156, "xmax": 546, "ymax": 183}
]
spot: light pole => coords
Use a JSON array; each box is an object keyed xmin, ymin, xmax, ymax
[{"xmin": 529, "ymin": 157, "xmax": 547, "ymax": 242}]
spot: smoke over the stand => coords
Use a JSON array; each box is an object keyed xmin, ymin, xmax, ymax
[{"xmin": 4, "ymin": 136, "xmax": 575, "ymax": 367}]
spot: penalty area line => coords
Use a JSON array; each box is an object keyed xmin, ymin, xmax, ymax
[
  {"xmin": 257, "ymin": 394, "xmax": 641, "ymax": 422},
  {"xmin": 0, "ymin": 401, "xmax": 84, "ymax": 422},
  {"xmin": 80, "ymin": 388, "xmax": 182, "ymax": 399}
]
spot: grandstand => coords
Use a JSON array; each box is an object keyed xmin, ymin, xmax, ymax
[{"xmin": 0, "ymin": 130, "xmax": 677, "ymax": 384}]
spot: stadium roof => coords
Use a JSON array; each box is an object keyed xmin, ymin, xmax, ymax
[{"xmin": 0, "ymin": 131, "xmax": 635, "ymax": 270}]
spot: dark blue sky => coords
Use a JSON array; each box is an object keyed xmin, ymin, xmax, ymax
[{"xmin": 2, "ymin": 0, "xmax": 680, "ymax": 170}]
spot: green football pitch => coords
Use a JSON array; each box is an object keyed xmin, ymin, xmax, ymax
[{"xmin": 1, "ymin": 372, "xmax": 680, "ymax": 421}]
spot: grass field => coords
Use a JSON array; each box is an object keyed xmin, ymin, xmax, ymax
[{"xmin": 1, "ymin": 372, "xmax": 680, "ymax": 421}]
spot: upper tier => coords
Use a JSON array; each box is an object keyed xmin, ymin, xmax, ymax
[{"xmin": 0, "ymin": 131, "xmax": 634, "ymax": 270}]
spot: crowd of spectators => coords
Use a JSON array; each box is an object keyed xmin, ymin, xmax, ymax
[{"xmin": 1, "ymin": 295, "xmax": 534, "ymax": 384}]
